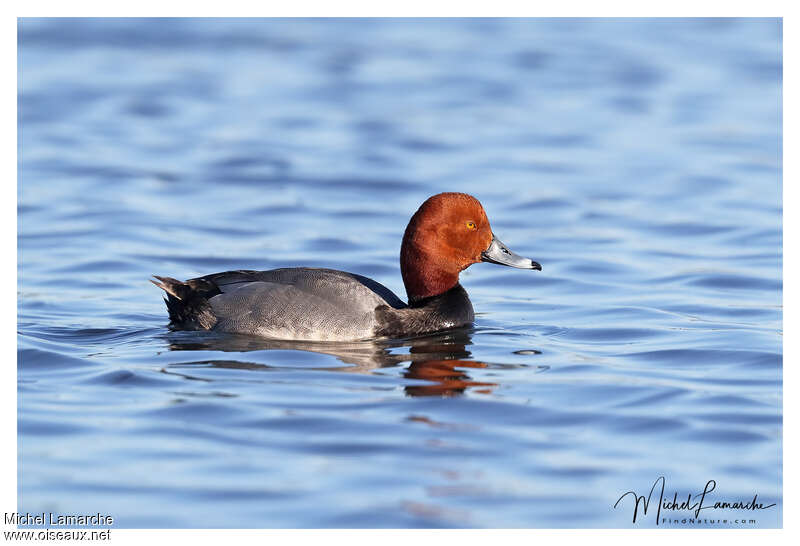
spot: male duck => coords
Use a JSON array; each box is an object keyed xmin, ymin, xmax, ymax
[{"xmin": 152, "ymin": 192, "xmax": 541, "ymax": 341}]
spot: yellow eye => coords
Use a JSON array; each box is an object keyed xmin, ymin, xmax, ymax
[{"xmin": 466, "ymin": 221, "xmax": 477, "ymax": 230}]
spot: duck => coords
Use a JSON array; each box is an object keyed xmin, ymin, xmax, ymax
[{"xmin": 152, "ymin": 192, "xmax": 541, "ymax": 341}]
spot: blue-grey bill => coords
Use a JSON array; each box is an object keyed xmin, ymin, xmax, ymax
[{"xmin": 481, "ymin": 235, "xmax": 542, "ymax": 270}]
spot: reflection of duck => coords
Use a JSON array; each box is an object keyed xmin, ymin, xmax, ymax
[
  {"xmin": 405, "ymin": 360, "xmax": 495, "ymax": 397},
  {"xmin": 152, "ymin": 193, "xmax": 540, "ymax": 341},
  {"xmin": 163, "ymin": 329, "xmax": 544, "ymax": 397}
]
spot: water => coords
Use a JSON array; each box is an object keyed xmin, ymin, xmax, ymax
[{"xmin": 18, "ymin": 18, "xmax": 782, "ymax": 528}]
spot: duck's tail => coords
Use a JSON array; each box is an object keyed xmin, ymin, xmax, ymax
[{"xmin": 150, "ymin": 275, "xmax": 218, "ymax": 330}]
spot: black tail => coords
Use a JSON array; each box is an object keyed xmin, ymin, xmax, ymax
[{"xmin": 150, "ymin": 275, "xmax": 220, "ymax": 330}]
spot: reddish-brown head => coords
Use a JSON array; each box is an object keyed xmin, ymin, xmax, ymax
[{"xmin": 400, "ymin": 193, "xmax": 494, "ymax": 302}]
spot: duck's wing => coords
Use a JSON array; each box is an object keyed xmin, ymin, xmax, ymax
[
  {"xmin": 200, "ymin": 268, "xmax": 407, "ymax": 309},
  {"xmin": 153, "ymin": 268, "xmax": 406, "ymax": 341}
]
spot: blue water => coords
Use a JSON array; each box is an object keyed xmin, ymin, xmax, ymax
[{"xmin": 18, "ymin": 18, "xmax": 782, "ymax": 528}]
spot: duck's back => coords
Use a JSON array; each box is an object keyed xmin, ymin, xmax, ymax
[{"xmin": 154, "ymin": 268, "xmax": 407, "ymax": 341}]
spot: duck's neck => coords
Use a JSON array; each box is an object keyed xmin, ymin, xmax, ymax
[{"xmin": 401, "ymin": 241, "xmax": 460, "ymax": 304}]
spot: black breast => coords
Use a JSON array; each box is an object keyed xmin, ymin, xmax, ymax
[{"xmin": 374, "ymin": 284, "xmax": 475, "ymax": 338}]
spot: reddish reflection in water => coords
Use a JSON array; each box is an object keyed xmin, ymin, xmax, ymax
[{"xmin": 404, "ymin": 359, "xmax": 496, "ymax": 397}]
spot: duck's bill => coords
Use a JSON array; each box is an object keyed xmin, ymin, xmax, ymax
[{"xmin": 481, "ymin": 235, "xmax": 542, "ymax": 270}]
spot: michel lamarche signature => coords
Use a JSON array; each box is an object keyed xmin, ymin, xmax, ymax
[{"xmin": 614, "ymin": 476, "xmax": 776, "ymax": 525}]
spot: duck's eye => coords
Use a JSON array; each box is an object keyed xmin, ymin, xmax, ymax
[{"xmin": 466, "ymin": 221, "xmax": 477, "ymax": 230}]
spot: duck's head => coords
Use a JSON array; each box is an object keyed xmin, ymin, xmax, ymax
[{"xmin": 400, "ymin": 192, "xmax": 541, "ymax": 303}]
